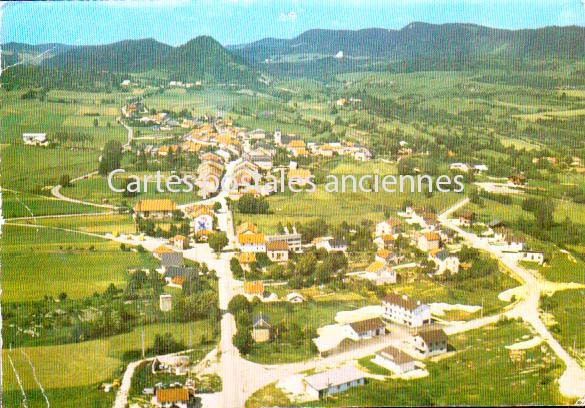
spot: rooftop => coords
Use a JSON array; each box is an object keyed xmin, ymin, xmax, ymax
[{"xmin": 304, "ymin": 366, "xmax": 365, "ymax": 391}]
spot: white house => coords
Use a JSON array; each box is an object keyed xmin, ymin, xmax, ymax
[
  {"xmin": 266, "ymin": 240, "xmax": 289, "ymax": 262},
  {"xmin": 159, "ymin": 294, "xmax": 172, "ymax": 312},
  {"xmin": 449, "ymin": 162, "xmax": 470, "ymax": 173},
  {"xmin": 411, "ymin": 328, "xmax": 448, "ymax": 358},
  {"xmin": 266, "ymin": 227, "xmax": 302, "ymax": 252},
  {"xmin": 191, "ymin": 207, "xmax": 214, "ymax": 234},
  {"xmin": 237, "ymin": 233, "xmax": 266, "ymax": 253},
  {"xmin": 22, "ymin": 133, "xmax": 48, "ymax": 146},
  {"xmin": 431, "ymin": 250, "xmax": 460, "ymax": 275},
  {"xmin": 521, "ymin": 251, "xmax": 545, "ymax": 265},
  {"xmin": 286, "ymin": 292, "xmax": 305, "ymax": 303},
  {"xmin": 417, "ymin": 232, "xmax": 441, "ymax": 252},
  {"xmin": 313, "ymin": 237, "xmax": 348, "ymax": 253},
  {"xmin": 382, "ymin": 293, "xmax": 431, "ymax": 327},
  {"xmin": 472, "ymin": 164, "xmax": 489, "ymax": 173},
  {"xmin": 358, "ymin": 261, "xmax": 397, "ymax": 285},
  {"xmin": 372, "ymin": 346, "xmax": 417, "ymax": 374},
  {"xmin": 304, "ymin": 366, "xmax": 365, "ymax": 400},
  {"xmin": 375, "ymin": 218, "xmax": 402, "ymax": 237}
]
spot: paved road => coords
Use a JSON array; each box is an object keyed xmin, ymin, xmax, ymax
[
  {"xmin": 439, "ymin": 198, "xmax": 585, "ymax": 399},
  {"xmin": 51, "ymin": 171, "xmax": 118, "ymax": 209}
]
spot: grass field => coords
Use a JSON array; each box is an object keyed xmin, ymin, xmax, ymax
[
  {"xmin": 248, "ymin": 299, "xmax": 373, "ymax": 364},
  {"xmin": 34, "ymin": 213, "xmax": 138, "ymax": 234},
  {"xmin": 2, "ymin": 320, "xmax": 216, "ymax": 408},
  {"xmin": 2, "ymin": 188, "xmax": 104, "ymax": 218},
  {"xmin": 1, "ymin": 224, "xmax": 157, "ymax": 302},
  {"xmin": 538, "ymin": 252, "xmax": 585, "ymax": 283},
  {"xmin": 545, "ymin": 289, "xmax": 585, "ymax": 364}
]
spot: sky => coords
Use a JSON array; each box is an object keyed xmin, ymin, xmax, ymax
[{"xmin": 2, "ymin": 0, "xmax": 585, "ymax": 47}]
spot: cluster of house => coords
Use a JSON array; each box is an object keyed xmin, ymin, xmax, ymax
[
  {"xmin": 353, "ymin": 209, "xmax": 462, "ymax": 286},
  {"xmin": 236, "ymin": 222, "xmax": 302, "ymax": 261},
  {"xmin": 132, "ymin": 199, "xmax": 217, "ymax": 240},
  {"xmin": 304, "ymin": 293, "xmax": 448, "ymax": 399}
]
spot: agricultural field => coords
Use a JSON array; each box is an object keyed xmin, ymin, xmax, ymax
[
  {"xmin": 543, "ymin": 289, "xmax": 585, "ymax": 363},
  {"xmin": 2, "ymin": 321, "xmax": 216, "ymax": 408},
  {"xmin": 2, "ymin": 224, "xmax": 157, "ymax": 302}
]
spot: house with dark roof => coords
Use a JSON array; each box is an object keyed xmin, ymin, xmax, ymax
[
  {"xmin": 372, "ymin": 346, "xmax": 417, "ymax": 374},
  {"xmin": 382, "ymin": 293, "xmax": 431, "ymax": 327},
  {"xmin": 160, "ymin": 252, "xmax": 184, "ymax": 271},
  {"xmin": 411, "ymin": 328, "xmax": 448, "ymax": 357},
  {"xmin": 348, "ymin": 318, "xmax": 386, "ymax": 339}
]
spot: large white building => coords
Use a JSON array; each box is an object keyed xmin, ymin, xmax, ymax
[
  {"xmin": 303, "ymin": 366, "xmax": 366, "ymax": 400},
  {"xmin": 382, "ymin": 293, "xmax": 431, "ymax": 327}
]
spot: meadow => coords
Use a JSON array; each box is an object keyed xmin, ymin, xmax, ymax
[
  {"xmin": 2, "ymin": 320, "xmax": 216, "ymax": 408},
  {"xmin": 1, "ymin": 224, "xmax": 157, "ymax": 302}
]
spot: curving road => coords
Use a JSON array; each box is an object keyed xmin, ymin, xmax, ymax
[{"xmin": 438, "ymin": 198, "xmax": 585, "ymax": 399}]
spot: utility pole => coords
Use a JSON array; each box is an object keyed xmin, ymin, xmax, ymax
[{"xmin": 141, "ymin": 326, "xmax": 145, "ymax": 359}]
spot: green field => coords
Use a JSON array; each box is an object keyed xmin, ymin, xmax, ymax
[
  {"xmin": 3, "ymin": 321, "xmax": 216, "ymax": 408},
  {"xmin": 1, "ymin": 224, "xmax": 157, "ymax": 302},
  {"xmin": 545, "ymin": 289, "xmax": 585, "ymax": 363},
  {"xmin": 248, "ymin": 299, "xmax": 372, "ymax": 364}
]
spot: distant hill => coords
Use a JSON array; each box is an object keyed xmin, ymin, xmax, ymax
[
  {"xmin": 45, "ymin": 36, "xmax": 259, "ymax": 84},
  {"xmin": 231, "ymin": 22, "xmax": 585, "ymax": 76},
  {"xmin": 1, "ymin": 42, "xmax": 71, "ymax": 67}
]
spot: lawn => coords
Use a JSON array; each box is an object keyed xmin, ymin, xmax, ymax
[
  {"xmin": 34, "ymin": 213, "xmax": 137, "ymax": 234},
  {"xmin": 2, "ymin": 321, "xmax": 217, "ymax": 407},
  {"xmin": 545, "ymin": 289, "xmax": 585, "ymax": 364},
  {"xmin": 1, "ymin": 224, "xmax": 157, "ymax": 302},
  {"xmin": 247, "ymin": 299, "xmax": 373, "ymax": 364},
  {"xmin": 2, "ymin": 188, "xmax": 104, "ymax": 218},
  {"xmin": 538, "ymin": 252, "xmax": 585, "ymax": 284}
]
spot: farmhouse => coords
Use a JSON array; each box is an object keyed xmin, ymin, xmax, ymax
[
  {"xmin": 449, "ymin": 162, "xmax": 470, "ymax": 173},
  {"xmin": 153, "ymin": 387, "xmax": 190, "ymax": 408},
  {"xmin": 521, "ymin": 251, "xmax": 545, "ymax": 265},
  {"xmin": 169, "ymin": 235, "xmax": 190, "ymax": 250},
  {"xmin": 375, "ymin": 218, "xmax": 402, "ymax": 237},
  {"xmin": 22, "ymin": 133, "xmax": 49, "ymax": 146},
  {"xmin": 313, "ymin": 236, "xmax": 348, "ymax": 253},
  {"xmin": 372, "ymin": 346, "xmax": 417, "ymax": 374},
  {"xmin": 252, "ymin": 313, "xmax": 271, "ymax": 342},
  {"xmin": 237, "ymin": 232, "xmax": 266, "ymax": 253},
  {"xmin": 359, "ymin": 261, "xmax": 397, "ymax": 285},
  {"xmin": 430, "ymin": 249, "xmax": 460, "ymax": 275},
  {"xmin": 286, "ymin": 292, "xmax": 305, "ymax": 303},
  {"xmin": 417, "ymin": 232, "xmax": 441, "ymax": 252},
  {"xmin": 304, "ymin": 366, "xmax": 366, "ymax": 400},
  {"xmin": 159, "ymin": 294, "xmax": 172, "ymax": 312},
  {"xmin": 266, "ymin": 228, "xmax": 302, "ymax": 252},
  {"xmin": 153, "ymin": 245, "xmax": 174, "ymax": 260},
  {"xmin": 348, "ymin": 318, "xmax": 386, "ymax": 339},
  {"xmin": 133, "ymin": 199, "xmax": 177, "ymax": 218},
  {"xmin": 382, "ymin": 293, "xmax": 431, "ymax": 327},
  {"xmin": 266, "ymin": 240, "xmax": 289, "ymax": 262},
  {"xmin": 411, "ymin": 328, "xmax": 448, "ymax": 357}
]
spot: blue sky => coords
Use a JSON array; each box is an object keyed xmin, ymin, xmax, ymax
[{"xmin": 2, "ymin": 0, "xmax": 585, "ymax": 46}]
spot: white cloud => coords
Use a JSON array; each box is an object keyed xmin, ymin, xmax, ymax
[{"xmin": 278, "ymin": 11, "xmax": 297, "ymax": 23}]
